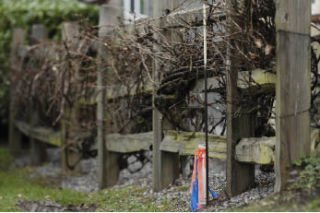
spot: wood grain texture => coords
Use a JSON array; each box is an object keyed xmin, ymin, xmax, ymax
[
  {"xmin": 275, "ymin": 0, "xmax": 311, "ymax": 192},
  {"xmin": 15, "ymin": 121, "xmax": 104, "ymax": 149},
  {"xmin": 163, "ymin": 7, "xmax": 225, "ymax": 29},
  {"xmin": 97, "ymin": 6, "xmax": 108, "ymax": 188},
  {"xmin": 226, "ymin": 110, "xmax": 256, "ymax": 196},
  {"xmin": 152, "ymin": 0, "xmax": 182, "ymax": 192},
  {"xmin": 9, "ymin": 28, "xmax": 26, "ymax": 156},
  {"xmin": 60, "ymin": 22, "xmax": 82, "ymax": 175},
  {"xmin": 236, "ymin": 129, "xmax": 319, "ymax": 165},
  {"xmin": 158, "ymin": 12, "xmax": 183, "ymax": 190},
  {"xmin": 97, "ymin": 1, "xmax": 122, "ymax": 189},
  {"xmin": 152, "ymin": 0, "xmax": 166, "ymax": 193},
  {"xmin": 30, "ymin": 24, "xmax": 48, "ymax": 166},
  {"xmin": 106, "ymin": 132, "xmax": 153, "ymax": 153},
  {"xmin": 235, "ymin": 137, "xmax": 275, "ymax": 165},
  {"xmin": 226, "ymin": 0, "xmax": 255, "ymax": 197},
  {"xmin": 276, "ymin": 0, "xmax": 311, "ymax": 34},
  {"xmin": 13, "ymin": 120, "xmax": 320, "ymax": 166},
  {"xmin": 160, "ymin": 131, "xmax": 226, "ymax": 159},
  {"xmin": 15, "ymin": 121, "xmax": 61, "ymax": 146}
]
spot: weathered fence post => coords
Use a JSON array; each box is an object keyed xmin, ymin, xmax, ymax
[
  {"xmin": 161, "ymin": 0, "xmax": 182, "ymax": 188},
  {"xmin": 152, "ymin": 0, "xmax": 181, "ymax": 192},
  {"xmin": 97, "ymin": 1, "xmax": 121, "ymax": 189},
  {"xmin": 226, "ymin": 0, "xmax": 255, "ymax": 197},
  {"xmin": 152, "ymin": 0, "xmax": 168, "ymax": 192},
  {"xmin": 275, "ymin": 0, "xmax": 311, "ymax": 192},
  {"xmin": 9, "ymin": 28, "xmax": 26, "ymax": 156},
  {"xmin": 30, "ymin": 24, "xmax": 48, "ymax": 165},
  {"xmin": 61, "ymin": 22, "xmax": 82, "ymax": 175}
]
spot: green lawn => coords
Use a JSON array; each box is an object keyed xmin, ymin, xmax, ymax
[
  {"xmin": 0, "ymin": 169, "xmax": 91, "ymax": 211},
  {"xmin": 0, "ymin": 147, "xmax": 186, "ymax": 212},
  {"xmin": 0, "ymin": 167, "xmax": 184, "ymax": 212},
  {"xmin": 2, "ymin": 146, "xmax": 320, "ymax": 212},
  {"xmin": 0, "ymin": 147, "xmax": 91, "ymax": 211}
]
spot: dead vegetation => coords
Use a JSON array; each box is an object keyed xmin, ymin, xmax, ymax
[{"xmin": 10, "ymin": 0, "xmax": 320, "ymax": 167}]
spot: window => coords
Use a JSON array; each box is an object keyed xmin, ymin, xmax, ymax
[
  {"xmin": 123, "ymin": 0, "xmax": 148, "ymax": 23},
  {"xmin": 313, "ymin": 0, "xmax": 320, "ymax": 15},
  {"xmin": 130, "ymin": 0, "xmax": 135, "ymax": 13}
]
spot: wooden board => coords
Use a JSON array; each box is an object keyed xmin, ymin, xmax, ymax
[
  {"xmin": 192, "ymin": 69, "xmax": 276, "ymax": 94},
  {"xmin": 160, "ymin": 130, "xmax": 320, "ymax": 164},
  {"xmin": 106, "ymin": 132, "xmax": 153, "ymax": 153},
  {"xmin": 237, "ymin": 69, "xmax": 276, "ymax": 89},
  {"xmin": 30, "ymin": 24, "xmax": 49, "ymax": 166},
  {"xmin": 151, "ymin": 0, "xmax": 167, "ymax": 192},
  {"xmin": 160, "ymin": 130, "xmax": 226, "ymax": 159},
  {"xmin": 235, "ymin": 137, "xmax": 275, "ymax": 165},
  {"xmin": 15, "ymin": 121, "xmax": 61, "ymax": 147},
  {"xmin": 163, "ymin": 7, "xmax": 225, "ymax": 28},
  {"xmin": 277, "ymin": 1, "xmax": 311, "ymax": 35},
  {"xmin": 61, "ymin": 22, "xmax": 82, "ymax": 175},
  {"xmin": 107, "ymin": 7, "xmax": 224, "ymax": 32},
  {"xmin": 275, "ymin": 0, "xmax": 311, "ymax": 192},
  {"xmin": 97, "ymin": 1, "xmax": 122, "ymax": 189},
  {"xmin": 236, "ymin": 129, "xmax": 319, "ymax": 165},
  {"xmin": 104, "ymin": 68, "xmax": 277, "ymax": 101},
  {"xmin": 9, "ymin": 28, "xmax": 26, "ymax": 155},
  {"xmin": 225, "ymin": 0, "xmax": 255, "ymax": 196},
  {"xmin": 106, "ymin": 81, "xmax": 153, "ymax": 100},
  {"xmin": 13, "ymin": 120, "xmax": 320, "ymax": 165}
]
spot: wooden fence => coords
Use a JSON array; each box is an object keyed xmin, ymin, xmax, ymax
[{"xmin": 8, "ymin": 0, "xmax": 318, "ymax": 197}]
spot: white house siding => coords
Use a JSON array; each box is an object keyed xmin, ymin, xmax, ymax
[
  {"xmin": 313, "ymin": 0, "xmax": 320, "ymax": 15},
  {"xmin": 122, "ymin": 0, "xmax": 152, "ymax": 23}
]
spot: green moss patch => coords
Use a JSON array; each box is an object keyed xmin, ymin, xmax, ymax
[
  {"xmin": 0, "ymin": 168, "xmax": 90, "ymax": 211},
  {"xmin": 0, "ymin": 147, "xmax": 188, "ymax": 212}
]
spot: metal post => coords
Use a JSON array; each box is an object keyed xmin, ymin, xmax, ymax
[{"xmin": 203, "ymin": 1, "xmax": 209, "ymax": 205}]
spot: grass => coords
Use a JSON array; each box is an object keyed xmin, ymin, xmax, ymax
[
  {"xmin": 0, "ymin": 146, "xmax": 13, "ymax": 170},
  {"xmin": 228, "ymin": 190, "xmax": 320, "ymax": 212},
  {"xmin": 307, "ymin": 195, "xmax": 320, "ymax": 211},
  {"xmin": 0, "ymin": 147, "xmax": 91, "ymax": 211},
  {"xmin": 0, "ymin": 169, "xmax": 91, "ymax": 211},
  {"xmin": 5, "ymin": 144, "xmax": 320, "ymax": 212},
  {"xmin": 0, "ymin": 147, "xmax": 186, "ymax": 212},
  {"xmin": 0, "ymin": 168, "xmax": 181, "ymax": 212},
  {"xmin": 228, "ymin": 153, "xmax": 320, "ymax": 212},
  {"xmin": 91, "ymin": 187, "xmax": 172, "ymax": 212}
]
